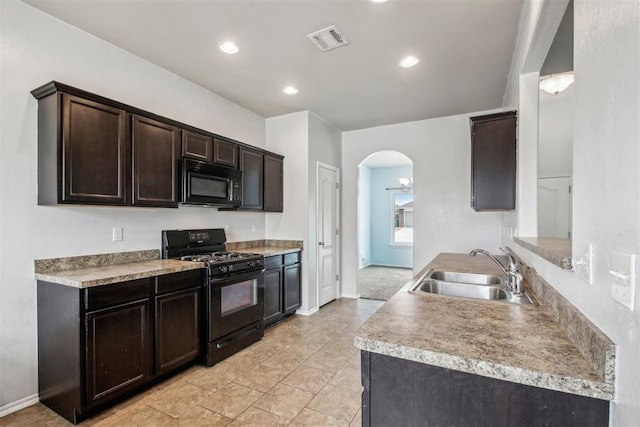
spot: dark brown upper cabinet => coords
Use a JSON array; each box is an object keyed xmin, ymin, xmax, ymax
[
  {"xmin": 264, "ymin": 154, "xmax": 284, "ymax": 212},
  {"xmin": 36, "ymin": 92, "xmax": 130, "ymax": 205},
  {"xmin": 182, "ymin": 130, "xmax": 213, "ymax": 163},
  {"xmin": 470, "ymin": 111, "xmax": 517, "ymax": 211},
  {"xmin": 239, "ymin": 147, "xmax": 264, "ymax": 210},
  {"xmin": 213, "ymin": 138, "xmax": 239, "ymax": 168},
  {"xmin": 132, "ymin": 115, "xmax": 181, "ymax": 208},
  {"xmin": 32, "ymin": 82, "xmax": 285, "ymax": 210}
]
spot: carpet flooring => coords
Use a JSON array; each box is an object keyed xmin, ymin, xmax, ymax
[{"xmin": 358, "ymin": 266, "xmax": 414, "ymax": 301}]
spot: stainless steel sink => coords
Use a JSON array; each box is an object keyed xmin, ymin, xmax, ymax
[
  {"xmin": 409, "ymin": 269, "xmax": 535, "ymax": 305},
  {"xmin": 428, "ymin": 271, "xmax": 503, "ymax": 285},
  {"xmin": 414, "ymin": 279, "xmax": 508, "ymax": 300}
]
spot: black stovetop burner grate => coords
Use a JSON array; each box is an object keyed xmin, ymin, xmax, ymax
[{"xmin": 180, "ymin": 251, "xmax": 262, "ymax": 264}]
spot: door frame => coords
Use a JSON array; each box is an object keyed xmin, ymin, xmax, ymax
[{"xmin": 316, "ymin": 161, "xmax": 341, "ymax": 307}]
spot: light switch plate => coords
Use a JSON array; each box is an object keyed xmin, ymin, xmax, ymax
[
  {"xmin": 574, "ymin": 243, "xmax": 594, "ymax": 284},
  {"xmin": 610, "ymin": 251, "xmax": 635, "ymax": 311}
]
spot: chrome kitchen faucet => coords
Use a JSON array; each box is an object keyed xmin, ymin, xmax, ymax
[{"xmin": 469, "ymin": 248, "xmax": 523, "ymax": 296}]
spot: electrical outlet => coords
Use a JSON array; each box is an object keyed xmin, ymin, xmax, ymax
[
  {"xmin": 610, "ymin": 251, "xmax": 635, "ymax": 311},
  {"xmin": 224, "ymin": 224, "xmax": 231, "ymax": 232},
  {"xmin": 574, "ymin": 243, "xmax": 593, "ymax": 284},
  {"xmin": 251, "ymin": 224, "xmax": 256, "ymax": 233},
  {"xmin": 112, "ymin": 227, "xmax": 123, "ymax": 242}
]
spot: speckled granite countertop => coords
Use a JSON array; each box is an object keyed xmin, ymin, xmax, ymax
[
  {"xmin": 354, "ymin": 253, "xmax": 614, "ymax": 400},
  {"xmin": 227, "ymin": 240, "xmax": 302, "ymax": 257},
  {"xmin": 35, "ymin": 250, "xmax": 203, "ymax": 288},
  {"xmin": 235, "ymin": 246, "xmax": 301, "ymax": 256}
]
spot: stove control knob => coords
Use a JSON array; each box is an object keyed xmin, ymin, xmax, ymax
[
  {"xmin": 248, "ymin": 261, "xmax": 256, "ymax": 267},
  {"xmin": 219, "ymin": 266, "xmax": 228, "ymax": 273}
]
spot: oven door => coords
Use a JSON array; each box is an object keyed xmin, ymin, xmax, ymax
[{"xmin": 208, "ymin": 270, "xmax": 264, "ymax": 341}]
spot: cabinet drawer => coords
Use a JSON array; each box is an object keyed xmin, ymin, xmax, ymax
[
  {"xmin": 284, "ymin": 252, "xmax": 300, "ymax": 265},
  {"xmin": 156, "ymin": 270, "xmax": 203, "ymax": 295},
  {"xmin": 85, "ymin": 279, "xmax": 152, "ymax": 311},
  {"xmin": 265, "ymin": 255, "xmax": 284, "ymax": 270}
]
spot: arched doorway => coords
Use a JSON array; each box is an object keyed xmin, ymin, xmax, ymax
[{"xmin": 357, "ymin": 151, "xmax": 414, "ymax": 300}]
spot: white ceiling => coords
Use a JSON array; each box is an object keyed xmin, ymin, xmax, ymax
[{"xmin": 22, "ymin": 0, "xmax": 523, "ymax": 131}]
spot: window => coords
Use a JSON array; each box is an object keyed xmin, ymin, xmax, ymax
[{"xmin": 392, "ymin": 192, "xmax": 413, "ymax": 245}]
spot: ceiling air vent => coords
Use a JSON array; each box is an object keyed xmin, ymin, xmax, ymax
[{"xmin": 307, "ymin": 25, "xmax": 349, "ymax": 52}]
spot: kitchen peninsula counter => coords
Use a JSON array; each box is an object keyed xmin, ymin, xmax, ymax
[
  {"xmin": 34, "ymin": 250, "xmax": 203, "ymax": 288},
  {"xmin": 354, "ymin": 253, "xmax": 614, "ymax": 401}
]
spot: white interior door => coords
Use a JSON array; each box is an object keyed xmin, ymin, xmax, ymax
[
  {"xmin": 318, "ymin": 163, "xmax": 339, "ymax": 306},
  {"xmin": 537, "ymin": 176, "xmax": 572, "ymax": 238}
]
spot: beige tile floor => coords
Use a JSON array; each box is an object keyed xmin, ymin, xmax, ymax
[{"xmin": 0, "ymin": 298, "xmax": 383, "ymax": 427}]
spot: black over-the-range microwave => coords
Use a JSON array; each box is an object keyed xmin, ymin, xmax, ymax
[{"xmin": 181, "ymin": 158, "xmax": 242, "ymax": 207}]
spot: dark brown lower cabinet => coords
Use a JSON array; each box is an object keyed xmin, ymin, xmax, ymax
[
  {"xmin": 155, "ymin": 286, "xmax": 200, "ymax": 374},
  {"xmin": 85, "ymin": 299, "xmax": 152, "ymax": 406},
  {"xmin": 37, "ymin": 269, "xmax": 203, "ymax": 424},
  {"xmin": 361, "ymin": 351, "xmax": 609, "ymax": 427},
  {"xmin": 263, "ymin": 265, "xmax": 284, "ymax": 327},
  {"xmin": 283, "ymin": 260, "xmax": 301, "ymax": 314},
  {"xmin": 263, "ymin": 251, "xmax": 302, "ymax": 327}
]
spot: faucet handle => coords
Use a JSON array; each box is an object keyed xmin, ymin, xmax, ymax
[{"xmin": 499, "ymin": 247, "xmax": 518, "ymax": 272}]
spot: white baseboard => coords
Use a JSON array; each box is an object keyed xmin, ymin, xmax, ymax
[
  {"xmin": 365, "ymin": 263, "xmax": 412, "ymax": 269},
  {"xmin": 295, "ymin": 306, "xmax": 319, "ymax": 316},
  {"xmin": 341, "ymin": 292, "xmax": 360, "ymax": 299},
  {"xmin": 0, "ymin": 393, "xmax": 39, "ymax": 418}
]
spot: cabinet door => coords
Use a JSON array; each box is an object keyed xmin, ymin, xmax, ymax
[
  {"xmin": 182, "ymin": 130, "xmax": 213, "ymax": 163},
  {"xmin": 239, "ymin": 147, "xmax": 264, "ymax": 210},
  {"xmin": 85, "ymin": 299, "xmax": 152, "ymax": 406},
  {"xmin": 263, "ymin": 268, "xmax": 283, "ymax": 326},
  {"xmin": 264, "ymin": 154, "xmax": 284, "ymax": 212},
  {"xmin": 156, "ymin": 287, "xmax": 200, "ymax": 374},
  {"xmin": 470, "ymin": 112, "xmax": 517, "ymax": 211},
  {"xmin": 283, "ymin": 263, "xmax": 301, "ymax": 314},
  {"xmin": 61, "ymin": 94, "xmax": 129, "ymax": 205},
  {"xmin": 213, "ymin": 138, "xmax": 239, "ymax": 168},
  {"xmin": 132, "ymin": 115, "xmax": 181, "ymax": 207}
]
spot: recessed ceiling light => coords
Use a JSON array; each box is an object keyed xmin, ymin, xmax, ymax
[
  {"xmin": 283, "ymin": 86, "xmax": 299, "ymax": 95},
  {"xmin": 368, "ymin": 0, "xmax": 389, "ymax": 3},
  {"xmin": 218, "ymin": 41, "xmax": 239, "ymax": 54},
  {"xmin": 399, "ymin": 55, "xmax": 419, "ymax": 68}
]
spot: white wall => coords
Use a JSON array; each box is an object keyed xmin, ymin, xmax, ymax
[
  {"xmin": 0, "ymin": 0, "xmax": 268, "ymax": 411},
  {"xmin": 341, "ymin": 113, "xmax": 504, "ymax": 298},
  {"xmin": 264, "ymin": 111, "xmax": 341, "ymax": 313},
  {"xmin": 505, "ymin": 0, "xmax": 640, "ymax": 424},
  {"xmin": 265, "ymin": 112, "xmax": 310, "ymax": 310},
  {"xmin": 357, "ymin": 166, "xmax": 372, "ymax": 269}
]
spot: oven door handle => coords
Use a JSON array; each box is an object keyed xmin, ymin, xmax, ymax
[
  {"xmin": 216, "ymin": 323, "xmax": 262, "ymax": 349},
  {"xmin": 209, "ymin": 269, "xmax": 264, "ymax": 285}
]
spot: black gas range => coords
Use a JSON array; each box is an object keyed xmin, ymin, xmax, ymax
[{"xmin": 162, "ymin": 229, "xmax": 265, "ymax": 366}]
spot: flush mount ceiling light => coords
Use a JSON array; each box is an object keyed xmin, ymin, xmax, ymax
[
  {"xmin": 218, "ymin": 41, "xmax": 239, "ymax": 54},
  {"xmin": 367, "ymin": 0, "xmax": 389, "ymax": 4},
  {"xmin": 399, "ymin": 55, "xmax": 419, "ymax": 68},
  {"xmin": 283, "ymin": 86, "xmax": 299, "ymax": 95},
  {"xmin": 540, "ymin": 72, "xmax": 574, "ymax": 95}
]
